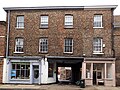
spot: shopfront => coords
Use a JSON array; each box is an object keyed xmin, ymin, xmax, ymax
[
  {"xmin": 82, "ymin": 58, "xmax": 116, "ymax": 86},
  {"xmin": 3, "ymin": 57, "xmax": 42, "ymax": 84}
]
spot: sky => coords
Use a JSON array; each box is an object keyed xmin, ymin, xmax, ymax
[{"xmin": 0, "ymin": 0, "xmax": 120, "ymax": 21}]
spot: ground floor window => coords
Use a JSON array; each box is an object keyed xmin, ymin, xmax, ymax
[
  {"xmin": 11, "ymin": 62, "xmax": 30, "ymax": 79},
  {"xmin": 86, "ymin": 63, "xmax": 91, "ymax": 78},
  {"xmin": 48, "ymin": 62, "xmax": 54, "ymax": 77},
  {"xmin": 106, "ymin": 63, "xmax": 112, "ymax": 78}
]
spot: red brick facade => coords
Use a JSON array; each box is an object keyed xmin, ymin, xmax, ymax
[
  {"xmin": 114, "ymin": 15, "xmax": 120, "ymax": 86},
  {"xmin": 3, "ymin": 6, "xmax": 117, "ymax": 85},
  {"xmin": 0, "ymin": 21, "xmax": 6, "ymax": 83},
  {"xmin": 8, "ymin": 9, "xmax": 114, "ymax": 58}
]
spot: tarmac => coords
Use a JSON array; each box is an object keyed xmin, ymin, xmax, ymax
[{"xmin": 0, "ymin": 84, "xmax": 120, "ymax": 90}]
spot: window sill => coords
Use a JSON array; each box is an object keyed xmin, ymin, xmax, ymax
[
  {"xmin": 39, "ymin": 52, "xmax": 48, "ymax": 54},
  {"xmin": 105, "ymin": 78, "xmax": 113, "ymax": 80},
  {"xmin": 16, "ymin": 27, "xmax": 24, "ymax": 29},
  {"xmin": 93, "ymin": 52, "xmax": 104, "ymax": 55},
  {"xmin": 10, "ymin": 79, "xmax": 30, "ymax": 81},
  {"xmin": 14, "ymin": 52, "xmax": 24, "ymax": 54},
  {"xmin": 64, "ymin": 52, "xmax": 73, "ymax": 54},
  {"xmin": 93, "ymin": 27, "xmax": 104, "ymax": 29},
  {"xmin": 64, "ymin": 26, "xmax": 74, "ymax": 29}
]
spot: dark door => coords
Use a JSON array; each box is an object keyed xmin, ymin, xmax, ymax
[
  {"xmin": 33, "ymin": 65, "xmax": 39, "ymax": 83},
  {"xmin": 93, "ymin": 71, "xmax": 97, "ymax": 85}
]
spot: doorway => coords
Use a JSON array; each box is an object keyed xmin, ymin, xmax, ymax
[
  {"xmin": 93, "ymin": 71, "xmax": 97, "ymax": 85},
  {"xmin": 33, "ymin": 65, "xmax": 39, "ymax": 84}
]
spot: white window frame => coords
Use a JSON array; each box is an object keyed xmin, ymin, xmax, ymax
[
  {"xmin": 11, "ymin": 62, "xmax": 30, "ymax": 80},
  {"xmin": 93, "ymin": 15, "xmax": 103, "ymax": 28},
  {"xmin": 64, "ymin": 15, "xmax": 73, "ymax": 28},
  {"xmin": 16, "ymin": 16, "xmax": 24, "ymax": 29},
  {"xmin": 39, "ymin": 38, "xmax": 48, "ymax": 53},
  {"xmin": 93, "ymin": 38, "xmax": 103, "ymax": 53},
  {"xmin": 40, "ymin": 16, "xmax": 48, "ymax": 28},
  {"xmin": 64, "ymin": 38, "xmax": 73, "ymax": 53},
  {"xmin": 15, "ymin": 38, "xmax": 24, "ymax": 53}
]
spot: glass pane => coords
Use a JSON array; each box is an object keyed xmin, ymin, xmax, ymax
[
  {"xmin": 12, "ymin": 64, "xmax": 15, "ymax": 69},
  {"xmin": 16, "ymin": 70, "xmax": 20, "ymax": 79},
  {"xmin": 97, "ymin": 72, "xmax": 102, "ymax": 79},
  {"xmin": 86, "ymin": 63, "xmax": 91, "ymax": 78},
  {"xmin": 34, "ymin": 70, "xmax": 39, "ymax": 79},
  {"xmin": 21, "ymin": 70, "xmax": 25, "ymax": 79},
  {"xmin": 21, "ymin": 65, "xmax": 25, "ymax": 69},
  {"xmin": 48, "ymin": 63, "xmax": 54, "ymax": 77},
  {"xmin": 16, "ymin": 64, "xmax": 20, "ymax": 69}
]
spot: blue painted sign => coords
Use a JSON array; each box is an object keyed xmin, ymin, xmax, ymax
[{"xmin": 11, "ymin": 70, "xmax": 16, "ymax": 76}]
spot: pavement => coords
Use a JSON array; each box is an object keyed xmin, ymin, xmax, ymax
[{"xmin": 0, "ymin": 84, "xmax": 120, "ymax": 90}]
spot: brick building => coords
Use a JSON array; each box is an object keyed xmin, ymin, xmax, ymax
[
  {"xmin": 114, "ymin": 15, "xmax": 120, "ymax": 86},
  {"xmin": 3, "ymin": 5, "xmax": 117, "ymax": 86},
  {"xmin": 0, "ymin": 21, "xmax": 6, "ymax": 83}
]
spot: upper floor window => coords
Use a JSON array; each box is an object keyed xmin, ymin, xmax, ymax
[
  {"xmin": 64, "ymin": 15, "xmax": 73, "ymax": 28},
  {"xmin": 93, "ymin": 38, "xmax": 102, "ymax": 53},
  {"xmin": 16, "ymin": 16, "xmax": 24, "ymax": 28},
  {"xmin": 93, "ymin": 15, "xmax": 103, "ymax": 28},
  {"xmin": 64, "ymin": 38, "xmax": 73, "ymax": 53},
  {"xmin": 39, "ymin": 38, "xmax": 48, "ymax": 53},
  {"xmin": 40, "ymin": 16, "xmax": 48, "ymax": 28},
  {"xmin": 15, "ymin": 38, "xmax": 24, "ymax": 53}
]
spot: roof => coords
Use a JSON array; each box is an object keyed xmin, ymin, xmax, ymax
[{"xmin": 3, "ymin": 5, "xmax": 117, "ymax": 11}]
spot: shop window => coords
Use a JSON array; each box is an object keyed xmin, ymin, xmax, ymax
[
  {"xmin": 106, "ymin": 63, "xmax": 112, "ymax": 78},
  {"xmin": 86, "ymin": 63, "xmax": 91, "ymax": 78},
  {"xmin": 48, "ymin": 62, "xmax": 54, "ymax": 77},
  {"xmin": 11, "ymin": 63, "xmax": 30, "ymax": 79}
]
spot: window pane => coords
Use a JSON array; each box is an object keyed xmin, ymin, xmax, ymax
[
  {"xmin": 94, "ymin": 15, "xmax": 102, "ymax": 27},
  {"xmin": 15, "ymin": 38, "xmax": 24, "ymax": 52},
  {"xmin": 64, "ymin": 38, "xmax": 73, "ymax": 52},
  {"xmin": 11, "ymin": 63, "xmax": 30, "ymax": 79},
  {"xmin": 65, "ymin": 15, "xmax": 73, "ymax": 27},
  {"xmin": 86, "ymin": 63, "xmax": 91, "ymax": 78},
  {"xmin": 39, "ymin": 38, "xmax": 48, "ymax": 53},
  {"xmin": 40, "ymin": 16, "xmax": 48, "ymax": 28},
  {"xmin": 93, "ymin": 38, "xmax": 102, "ymax": 52},
  {"xmin": 16, "ymin": 16, "xmax": 24, "ymax": 28},
  {"xmin": 106, "ymin": 63, "xmax": 112, "ymax": 78},
  {"xmin": 48, "ymin": 62, "xmax": 54, "ymax": 77}
]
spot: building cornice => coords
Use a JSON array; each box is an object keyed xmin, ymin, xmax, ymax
[{"xmin": 3, "ymin": 5, "xmax": 117, "ymax": 11}]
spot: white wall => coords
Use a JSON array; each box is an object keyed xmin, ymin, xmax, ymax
[{"xmin": 41, "ymin": 58, "xmax": 56, "ymax": 84}]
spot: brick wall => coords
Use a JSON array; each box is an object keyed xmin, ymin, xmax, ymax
[
  {"xmin": 0, "ymin": 21, "xmax": 6, "ymax": 83},
  {"xmin": 0, "ymin": 59, "xmax": 3, "ymax": 83},
  {"xmin": 8, "ymin": 9, "xmax": 113, "ymax": 58},
  {"xmin": 114, "ymin": 15, "xmax": 120, "ymax": 86}
]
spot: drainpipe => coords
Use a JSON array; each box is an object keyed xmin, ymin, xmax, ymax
[
  {"xmin": 3, "ymin": 10, "xmax": 10, "ymax": 83},
  {"xmin": 6, "ymin": 10, "xmax": 10, "ymax": 58}
]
